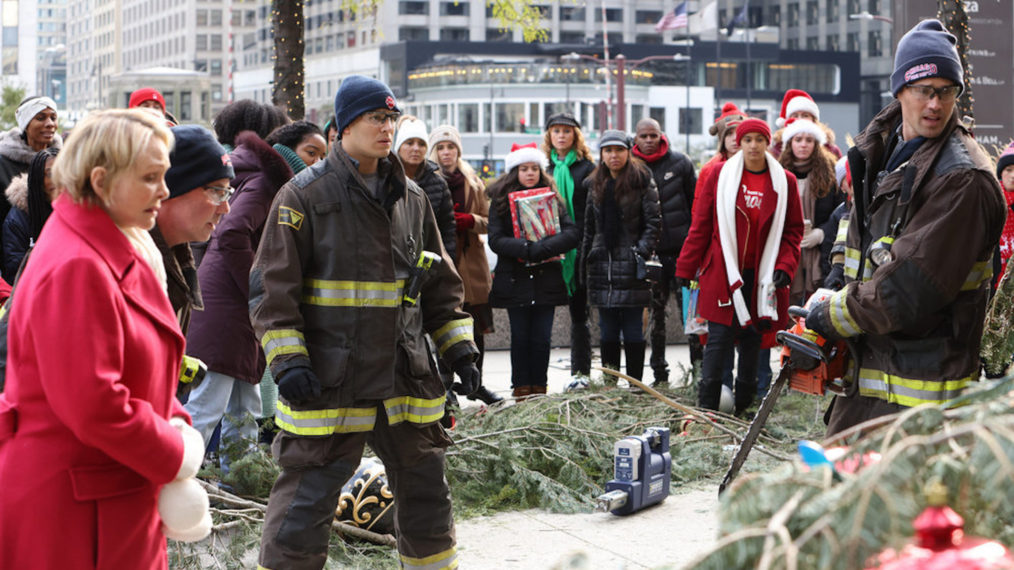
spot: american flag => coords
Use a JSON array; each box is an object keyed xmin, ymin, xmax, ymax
[{"xmin": 656, "ymin": 1, "xmax": 689, "ymax": 32}]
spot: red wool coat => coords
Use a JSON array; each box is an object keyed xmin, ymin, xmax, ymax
[
  {"xmin": 676, "ymin": 159, "xmax": 804, "ymax": 331},
  {"xmin": 0, "ymin": 195, "xmax": 188, "ymax": 570}
]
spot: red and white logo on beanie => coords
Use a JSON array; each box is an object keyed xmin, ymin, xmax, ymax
[{"xmin": 776, "ymin": 89, "xmax": 820, "ymax": 128}]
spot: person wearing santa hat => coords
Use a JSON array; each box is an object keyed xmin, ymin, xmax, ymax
[
  {"xmin": 994, "ymin": 141, "xmax": 1014, "ymax": 282},
  {"xmin": 675, "ymin": 119, "xmax": 804, "ymax": 415},
  {"xmin": 581, "ymin": 130, "xmax": 661, "ymax": 383},
  {"xmin": 487, "ymin": 143, "xmax": 580, "ymax": 399},
  {"xmin": 770, "ymin": 88, "xmax": 842, "ymax": 159},
  {"xmin": 778, "ymin": 117, "xmax": 843, "ymax": 303}
]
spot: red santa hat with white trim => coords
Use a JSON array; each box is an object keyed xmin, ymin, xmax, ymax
[
  {"xmin": 505, "ymin": 142, "xmax": 548, "ymax": 173},
  {"xmin": 781, "ymin": 117, "xmax": 827, "ymax": 146},
  {"xmin": 776, "ymin": 89, "xmax": 820, "ymax": 128}
]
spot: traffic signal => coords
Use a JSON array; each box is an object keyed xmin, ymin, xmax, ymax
[{"xmin": 481, "ymin": 161, "xmax": 492, "ymax": 176}]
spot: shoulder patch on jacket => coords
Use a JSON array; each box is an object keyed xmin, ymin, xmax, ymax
[
  {"xmin": 934, "ymin": 134, "xmax": 974, "ymax": 176},
  {"xmin": 278, "ymin": 206, "xmax": 304, "ymax": 230},
  {"xmin": 290, "ymin": 158, "xmax": 329, "ymax": 189}
]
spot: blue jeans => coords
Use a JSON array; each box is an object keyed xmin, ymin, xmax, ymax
[
  {"xmin": 507, "ymin": 305, "xmax": 556, "ymax": 388},
  {"xmin": 184, "ymin": 370, "xmax": 263, "ymax": 472},
  {"xmin": 598, "ymin": 307, "xmax": 645, "ymax": 343}
]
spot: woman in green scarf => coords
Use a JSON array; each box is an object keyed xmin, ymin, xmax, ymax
[{"xmin": 543, "ymin": 112, "xmax": 596, "ymax": 381}]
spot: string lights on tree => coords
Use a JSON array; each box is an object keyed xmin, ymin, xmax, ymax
[{"xmin": 938, "ymin": 0, "xmax": 974, "ymax": 122}]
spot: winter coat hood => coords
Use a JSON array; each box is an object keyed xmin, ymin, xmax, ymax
[
  {"xmin": 233, "ymin": 130, "xmax": 293, "ymax": 190},
  {"xmin": 0, "ymin": 127, "xmax": 61, "ymax": 166},
  {"xmin": 4, "ymin": 173, "xmax": 27, "ymax": 212}
]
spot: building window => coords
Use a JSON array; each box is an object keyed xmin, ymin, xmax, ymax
[
  {"xmin": 635, "ymin": 10, "xmax": 661, "ymax": 24},
  {"xmin": 847, "ymin": 31, "xmax": 860, "ymax": 52},
  {"xmin": 496, "ymin": 102, "xmax": 524, "ymax": 132},
  {"xmin": 650, "ymin": 107, "xmax": 666, "ymax": 128},
  {"xmin": 210, "ymin": 34, "xmax": 222, "ymax": 51},
  {"xmin": 195, "ymin": 34, "xmax": 207, "ymax": 50},
  {"xmin": 560, "ymin": 6, "xmax": 584, "ymax": 21},
  {"xmin": 678, "ymin": 108, "xmax": 701, "ymax": 135},
  {"xmin": 559, "ymin": 31, "xmax": 584, "ymax": 43},
  {"xmin": 398, "ymin": 1, "xmax": 427, "ymax": 15},
  {"xmin": 210, "ymin": 59, "xmax": 222, "ymax": 75},
  {"xmin": 458, "ymin": 103, "xmax": 479, "ymax": 133},
  {"xmin": 787, "ymin": 3, "xmax": 799, "ymax": 26},
  {"xmin": 868, "ymin": 0, "xmax": 881, "ymax": 13},
  {"xmin": 827, "ymin": 0, "xmax": 839, "ymax": 23},
  {"xmin": 595, "ymin": 8, "xmax": 622, "ymax": 22},
  {"xmin": 807, "ymin": 36, "xmax": 819, "ymax": 50},
  {"xmin": 848, "ymin": 0, "xmax": 861, "ymax": 14},
  {"xmin": 828, "ymin": 34, "xmax": 839, "ymax": 51},
  {"xmin": 806, "ymin": 1, "xmax": 818, "ymax": 25},
  {"xmin": 768, "ymin": 5, "xmax": 780, "ymax": 26},
  {"xmin": 400, "ymin": 26, "xmax": 427, "ymax": 41},
  {"xmin": 439, "ymin": 28, "xmax": 469, "ymax": 41},
  {"xmin": 486, "ymin": 28, "xmax": 510, "ymax": 42},
  {"xmin": 440, "ymin": 2, "xmax": 467, "ymax": 16},
  {"xmin": 787, "ymin": 37, "xmax": 799, "ymax": 50},
  {"xmin": 868, "ymin": 30, "xmax": 882, "ymax": 57},
  {"xmin": 196, "ymin": 10, "xmax": 207, "ymax": 25},
  {"xmin": 210, "ymin": 9, "xmax": 222, "ymax": 26},
  {"xmin": 635, "ymin": 34, "xmax": 662, "ymax": 44}
]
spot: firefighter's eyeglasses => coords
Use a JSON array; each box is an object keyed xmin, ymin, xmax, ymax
[
  {"xmin": 904, "ymin": 84, "xmax": 961, "ymax": 102},
  {"xmin": 364, "ymin": 111, "xmax": 401, "ymax": 126},
  {"xmin": 203, "ymin": 185, "xmax": 235, "ymax": 205}
]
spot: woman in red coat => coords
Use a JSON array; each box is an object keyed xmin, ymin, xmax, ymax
[
  {"xmin": 0, "ymin": 110, "xmax": 207, "ymax": 569},
  {"xmin": 675, "ymin": 119, "xmax": 804, "ymax": 415}
]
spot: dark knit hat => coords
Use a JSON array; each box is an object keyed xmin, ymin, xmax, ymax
[
  {"xmin": 333, "ymin": 75, "xmax": 399, "ymax": 136},
  {"xmin": 599, "ymin": 130, "xmax": 631, "ymax": 150},
  {"xmin": 545, "ymin": 112, "xmax": 581, "ymax": 130},
  {"xmin": 891, "ymin": 19, "xmax": 963, "ymax": 96},
  {"xmin": 735, "ymin": 118, "xmax": 771, "ymax": 146},
  {"xmin": 997, "ymin": 141, "xmax": 1014, "ymax": 179},
  {"xmin": 165, "ymin": 125, "xmax": 234, "ymax": 199}
]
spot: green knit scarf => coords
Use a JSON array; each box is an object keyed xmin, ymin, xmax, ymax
[
  {"xmin": 551, "ymin": 149, "xmax": 578, "ymax": 295},
  {"xmin": 273, "ymin": 143, "xmax": 309, "ymax": 174}
]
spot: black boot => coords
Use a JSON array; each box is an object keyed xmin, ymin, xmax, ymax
[
  {"xmin": 625, "ymin": 341, "xmax": 647, "ymax": 382},
  {"xmin": 600, "ymin": 341, "xmax": 622, "ymax": 384},
  {"xmin": 571, "ymin": 320, "xmax": 592, "ymax": 376},
  {"xmin": 697, "ymin": 375, "xmax": 722, "ymax": 410},
  {"xmin": 467, "ymin": 384, "xmax": 504, "ymax": 405}
]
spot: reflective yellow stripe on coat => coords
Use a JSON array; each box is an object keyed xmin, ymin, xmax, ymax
[
  {"xmin": 384, "ymin": 394, "xmax": 446, "ymax": 425},
  {"xmin": 432, "ymin": 318, "xmax": 474, "ymax": 357},
  {"xmin": 302, "ymin": 278, "xmax": 406, "ymax": 307},
  {"xmin": 961, "ymin": 261, "xmax": 992, "ymax": 291},
  {"xmin": 401, "ymin": 546, "xmax": 458, "ymax": 570},
  {"xmin": 274, "ymin": 401, "xmax": 377, "ymax": 435},
  {"xmin": 262, "ymin": 329, "xmax": 309, "ymax": 366},
  {"xmin": 827, "ymin": 286, "xmax": 861, "ymax": 338},
  {"xmin": 857, "ymin": 369, "xmax": 973, "ymax": 407}
]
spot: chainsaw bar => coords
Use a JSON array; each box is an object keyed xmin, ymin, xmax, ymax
[{"xmin": 718, "ymin": 364, "xmax": 794, "ymax": 495}]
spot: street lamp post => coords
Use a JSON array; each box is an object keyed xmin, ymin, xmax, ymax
[{"xmin": 848, "ymin": 10, "xmax": 894, "ymax": 24}]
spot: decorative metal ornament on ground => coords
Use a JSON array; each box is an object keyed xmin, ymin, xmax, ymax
[{"xmin": 335, "ymin": 457, "xmax": 395, "ymax": 535}]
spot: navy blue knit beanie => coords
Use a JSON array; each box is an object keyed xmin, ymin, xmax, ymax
[
  {"xmin": 333, "ymin": 75, "xmax": 400, "ymax": 137},
  {"xmin": 891, "ymin": 19, "xmax": 963, "ymax": 96},
  {"xmin": 165, "ymin": 125, "xmax": 234, "ymax": 198}
]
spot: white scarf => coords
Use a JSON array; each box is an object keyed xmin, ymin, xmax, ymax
[
  {"xmin": 715, "ymin": 151, "xmax": 788, "ymax": 325},
  {"xmin": 119, "ymin": 225, "xmax": 168, "ymax": 293}
]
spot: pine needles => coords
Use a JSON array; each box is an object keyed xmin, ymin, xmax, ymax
[{"xmin": 687, "ymin": 377, "xmax": 1014, "ymax": 570}]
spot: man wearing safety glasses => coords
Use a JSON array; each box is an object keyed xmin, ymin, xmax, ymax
[
  {"xmin": 154, "ymin": 124, "xmax": 234, "ymax": 357},
  {"xmin": 803, "ymin": 20, "xmax": 1006, "ymax": 436}
]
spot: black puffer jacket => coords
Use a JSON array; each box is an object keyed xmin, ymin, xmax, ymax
[
  {"xmin": 487, "ymin": 183, "xmax": 581, "ymax": 308},
  {"xmin": 643, "ymin": 149, "xmax": 696, "ymax": 255},
  {"xmin": 581, "ymin": 170, "xmax": 661, "ymax": 308},
  {"xmin": 2, "ymin": 173, "xmax": 29, "ymax": 279},
  {"xmin": 0, "ymin": 128, "xmax": 60, "ymax": 240},
  {"xmin": 414, "ymin": 159, "xmax": 457, "ymax": 261}
]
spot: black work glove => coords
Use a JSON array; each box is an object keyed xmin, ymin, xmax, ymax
[
  {"xmin": 451, "ymin": 357, "xmax": 481, "ymax": 397},
  {"xmin": 772, "ymin": 270, "xmax": 791, "ymax": 289},
  {"xmin": 824, "ymin": 264, "xmax": 845, "ymax": 290},
  {"xmin": 803, "ymin": 300, "xmax": 840, "ymax": 342},
  {"xmin": 277, "ymin": 366, "xmax": 322, "ymax": 404}
]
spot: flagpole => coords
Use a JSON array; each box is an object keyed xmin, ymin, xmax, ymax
[
  {"xmin": 715, "ymin": 0, "xmax": 722, "ymax": 108},
  {"xmin": 601, "ymin": 0, "xmax": 612, "ymax": 130},
  {"xmin": 685, "ymin": 11, "xmax": 691, "ymax": 154}
]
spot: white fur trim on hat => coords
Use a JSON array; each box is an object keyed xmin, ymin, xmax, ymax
[
  {"xmin": 504, "ymin": 145, "xmax": 548, "ymax": 173},
  {"xmin": 15, "ymin": 96, "xmax": 57, "ymax": 133},
  {"xmin": 778, "ymin": 96, "xmax": 820, "ymax": 127},
  {"xmin": 782, "ymin": 119, "xmax": 827, "ymax": 146},
  {"xmin": 395, "ymin": 118, "xmax": 429, "ymax": 154}
]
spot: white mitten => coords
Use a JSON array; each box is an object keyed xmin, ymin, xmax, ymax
[
  {"xmin": 170, "ymin": 416, "xmax": 205, "ymax": 480},
  {"xmin": 800, "ymin": 228, "xmax": 824, "ymax": 249},
  {"xmin": 158, "ymin": 477, "xmax": 210, "ymax": 533},
  {"xmin": 163, "ymin": 509, "xmax": 212, "ymax": 543}
]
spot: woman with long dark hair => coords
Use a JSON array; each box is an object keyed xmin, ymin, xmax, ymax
[
  {"xmin": 778, "ymin": 118, "xmax": 842, "ymax": 304},
  {"xmin": 542, "ymin": 112, "xmax": 596, "ymax": 381},
  {"xmin": 581, "ymin": 130, "xmax": 660, "ymax": 382},
  {"xmin": 676, "ymin": 119, "xmax": 804, "ymax": 415},
  {"xmin": 3, "ymin": 147, "xmax": 59, "ymax": 277}
]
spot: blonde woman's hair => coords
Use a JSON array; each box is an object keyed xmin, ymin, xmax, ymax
[
  {"xmin": 542, "ymin": 125, "xmax": 593, "ymax": 162},
  {"xmin": 427, "ymin": 140, "xmax": 481, "ymax": 183},
  {"xmin": 53, "ymin": 109, "xmax": 173, "ymax": 205}
]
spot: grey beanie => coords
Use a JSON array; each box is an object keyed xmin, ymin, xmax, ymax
[
  {"xmin": 891, "ymin": 19, "xmax": 963, "ymax": 96},
  {"xmin": 598, "ymin": 130, "xmax": 631, "ymax": 150}
]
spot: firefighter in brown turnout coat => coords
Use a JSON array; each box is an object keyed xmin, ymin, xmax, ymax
[{"xmin": 252, "ymin": 75, "xmax": 479, "ymax": 570}]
